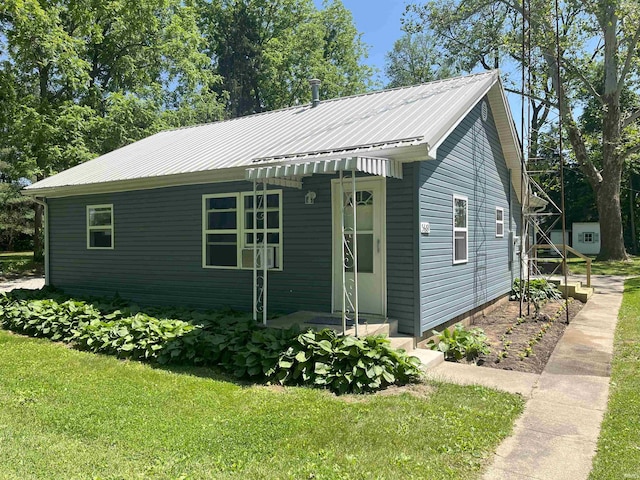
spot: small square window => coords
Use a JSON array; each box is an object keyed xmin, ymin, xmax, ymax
[
  {"xmin": 496, "ymin": 207, "xmax": 504, "ymax": 238},
  {"xmin": 87, "ymin": 205, "xmax": 114, "ymax": 249}
]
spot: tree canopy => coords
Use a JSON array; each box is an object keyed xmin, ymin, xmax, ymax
[{"xmin": 0, "ymin": 0, "xmax": 372, "ymax": 257}]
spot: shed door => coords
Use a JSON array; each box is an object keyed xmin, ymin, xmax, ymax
[{"xmin": 331, "ymin": 177, "xmax": 386, "ymax": 316}]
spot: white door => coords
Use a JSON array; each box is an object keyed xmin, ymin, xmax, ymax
[{"xmin": 332, "ymin": 177, "xmax": 386, "ymax": 316}]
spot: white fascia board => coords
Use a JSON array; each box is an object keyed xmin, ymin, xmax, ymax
[{"xmin": 22, "ymin": 167, "xmax": 249, "ymax": 198}]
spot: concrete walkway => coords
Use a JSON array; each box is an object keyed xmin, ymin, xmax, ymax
[
  {"xmin": 0, "ymin": 275, "xmax": 45, "ymax": 293},
  {"xmin": 425, "ymin": 275, "xmax": 626, "ymax": 480}
]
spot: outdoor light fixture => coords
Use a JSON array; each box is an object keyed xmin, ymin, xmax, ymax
[{"xmin": 305, "ymin": 191, "xmax": 317, "ymax": 205}]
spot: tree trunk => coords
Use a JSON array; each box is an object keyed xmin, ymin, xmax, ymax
[{"xmin": 596, "ymin": 165, "xmax": 628, "ymax": 261}]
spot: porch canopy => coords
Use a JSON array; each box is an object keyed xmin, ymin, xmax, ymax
[
  {"xmin": 245, "ymin": 154, "xmax": 403, "ymax": 336},
  {"xmin": 245, "ymin": 154, "xmax": 404, "ymax": 188}
]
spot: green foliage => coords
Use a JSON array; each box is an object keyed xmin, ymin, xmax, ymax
[
  {"xmin": 0, "ymin": 181, "xmax": 34, "ymax": 251},
  {"xmin": 0, "ymin": 288, "xmax": 420, "ymax": 394},
  {"xmin": 384, "ymin": 32, "xmax": 457, "ymax": 88},
  {"xmin": 512, "ymin": 278, "xmax": 562, "ymax": 317},
  {"xmin": 199, "ymin": 0, "xmax": 373, "ymax": 118},
  {"xmin": 273, "ymin": 329, "xmax": 422, "ymax": 394},
  {"xmin": 74, "ymin": 314, "xmax": 196, "ymax": 361},
  {"xmin": 589, "ymin": 278, "xmax": 640, "ymax": 479},
  {"xmin": 427, "ymin": 324, "xmax": 490, "ymax": 362},
  {"xmin": 0, "ymin": 252, "xmax": 41, "ymax": 277}
]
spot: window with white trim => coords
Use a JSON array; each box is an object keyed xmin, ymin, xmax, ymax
[
  {"xmin": 453, "ymin": 195, "xmax": 468, "ymax": 264},
  {"xmin": 583, "ymin": 232, "xmax": 594, "ymax": 243},
  {"xmin": 495, "ymin": 207, "xmax": 504, "ymax": 238},
  {"xmin": 202, "ymin": 191, "xmax": 282, "ymax": 269},
  {"xmin": 87, "ymin": 204, "xmax": 114, "ymax": 249}
]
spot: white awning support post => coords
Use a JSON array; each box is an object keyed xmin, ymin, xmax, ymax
[
  {"xmin": 339, "ymin": 170, "xmax": 347, "ymax": 335},
  {"xmin": 351, "ymin": 169, "xmax": 359, "ymax": 337},
  {"xmin": 262, "ymin": 180, "xmax": 268, "ymax": 326},
  {"xmin": 252, "ymin": 181, "xmax": 258, "ymax": 322},
  {"xmin": 252, "ymin": 180, "xmax": 268, "ymax": 325}
]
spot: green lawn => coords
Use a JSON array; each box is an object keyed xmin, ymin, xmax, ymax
[
  {"xmin": 0, "ymin": 329, "xmax": 524, "ymax": 480},
  {"xmin": 543, "ymin": 255, "xmax": 640, "ymax": 276},
  {"xmin": 0, "ymin": 251, "xmax": 42, "ymax": 278},
  {"xmin": 589, "ymin": 277, "xmax": 640, "ymax": 479}
]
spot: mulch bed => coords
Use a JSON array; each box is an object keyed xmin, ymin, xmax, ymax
[{"xmin": 470, "ymin": 298, "xmax": 584, "ymax": 374}]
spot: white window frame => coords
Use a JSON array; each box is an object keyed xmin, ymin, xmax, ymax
[
  {"xmin": 583, "ymin": 232, "xmax": 594, "ymax": 243},
  {"xmin": 453, "ymin": 195, "xmax": 468, "ymax": 264},
  {"xmin": 202, "ymin": 190, "xmax": 283, "ymax": 270},
  {"xmin": 495, "ymin": 207, "xmax": 505, "ymax": 238},
  {"xmin": 86, "ymin": 204, "xmax": 114, "ymax": 250},
  {"xmin": 202, "ymin": 193, "xmax": 240, "ymax": 269}
]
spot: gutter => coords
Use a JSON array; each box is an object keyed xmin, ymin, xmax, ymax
[{"xmin": 31, "ymin": 197, "xmax": 49, "ymax": 286}]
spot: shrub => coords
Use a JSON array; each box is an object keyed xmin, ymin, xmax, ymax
[
  {"xmin": 273, "ymin": 329, "xmax": 422, "ymax": 394},
  {"xmin": 0, "ymin": 288, "xmax": 422, "ymax": 394},
  {"xmin": 511, "ymin": 278, "xmax": 562, "ymax": 317},
  {"xmin": 73, "ymin": 313, "xmax": 197, "ymax": 361},
  {"xmin": 0, "ymin": 295, "xmax": 102, "ymax": 340},
  {"xmin": 427, "ymin": 324, "xmax": 490, "ymax": 362}
]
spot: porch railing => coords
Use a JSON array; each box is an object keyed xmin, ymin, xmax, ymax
[{"xmin": 532, "ymin": 243, "xmax": 592, "ymax": 287}]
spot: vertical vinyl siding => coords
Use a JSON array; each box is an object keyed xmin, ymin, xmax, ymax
[
  {"xmin": 418, "ymin": 98, "xmax": 521, "ymax": 334},
  {"xmin": 48, "ymin": 177, "xmax": 333, "ymax": 313}
]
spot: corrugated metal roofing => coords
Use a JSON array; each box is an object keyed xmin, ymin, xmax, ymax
[{"xmin": 25, "ymin": 70, "xmax": 518, "ymax": 193}]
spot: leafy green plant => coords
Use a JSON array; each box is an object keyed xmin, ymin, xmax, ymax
[
  {"xmin": 511, "ymin": 278, "xmax": 562, "ymax": 317},
  {"xmin": 73, "ymin": 314, "xmax": 196, "ymax": 361},
  {"xmin": 427, "ymin": 324, "xmax": 490, "ymax": 362},
  {"xmin": 273, "ymin": 329, "xmax": 422, "ymax": 394},
  {"xmin": 0, "ymin": 288, "xmax": 422, "ymax": 394}
]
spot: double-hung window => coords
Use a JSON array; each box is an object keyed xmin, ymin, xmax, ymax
[
  {"xmin": 87, "ymin": 204, "xmax": 114, "ymax": 249},
  {"xmin": 203, "ymin": 190, "xmax": 282, "ymax": 269},
  {"xmin": 453, "ymin": 195, "xmax": 468, "ymax": 264},
  {"xmin": 203, "ymin": 194, "xmax": 239, "ymax": 267},
  {"xmin": 495, "ymin": 207, "xmax": 504, "ymax": 238}
]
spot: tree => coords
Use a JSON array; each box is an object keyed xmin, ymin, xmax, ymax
[
  {"xmin": 0, "ymin": 0, "xmax": 224, "ymax": 260},
  {"xmin": 197, "ymin": 0, "xmax": 373, "ymax": 117},
  {"xmin": 384, "ymin": 32, "xmax": 457, "ymax": 88},
  {"xmin": 0, "ymin": 162, "xmax": 34, "ymax": 252},
  {"xmin": 405, "ymin": 0, "xmax": 640, "ymax": 260}
]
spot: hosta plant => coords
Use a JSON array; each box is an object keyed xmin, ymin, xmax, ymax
[{"xmin": 427, "ymin": 324, "xmax": 490, "ymax": 362}]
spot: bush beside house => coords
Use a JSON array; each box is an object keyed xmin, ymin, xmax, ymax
[{"xmin": 0, "ymin": 288, "xmax": 421, "ymax": 394}]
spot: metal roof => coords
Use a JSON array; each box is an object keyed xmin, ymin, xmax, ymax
[{"xmin": 25, "ymin": 70, "xmax": 522, "ymax": 197}]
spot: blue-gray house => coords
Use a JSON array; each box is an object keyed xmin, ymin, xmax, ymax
[{"xmin": 24, "ymin": 71, "xmax": 524, "ymax": 341}]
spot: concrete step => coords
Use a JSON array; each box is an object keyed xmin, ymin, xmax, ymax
[
  {"xmin": 412, "ymin": 348, "xmax": 445, "ymax": 370},
  {"xmin": 388, "ymin": 334, "xmax": 414, "ymax": 352},
  {"xmin": 550, "ymin": 280, "xmax": 594, "ymax": 302}
]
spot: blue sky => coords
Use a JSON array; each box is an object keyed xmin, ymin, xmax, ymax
[{"xmin": 314, "ymin": 0, "xmax": 408, "ymax": 85}]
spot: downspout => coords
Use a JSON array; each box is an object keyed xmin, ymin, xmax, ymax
[{"xmin": 32, "ymin": 197, "xmax": 49, "ymax": 286}]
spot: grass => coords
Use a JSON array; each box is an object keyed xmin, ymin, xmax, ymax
[
  {"xmin": 0, "ymin": 251, "xmax": 42, "ymax": 278},
  {"xmin": 0, "ymin": 329, "xmax": 524, "ymax": 480},
  {"xmin": 541, "ymin": 255, "xmax": 640, "ymax": 277},
  {"xmin": 589, "ymin": 277, "xmax": 640, "ymax": 479}
]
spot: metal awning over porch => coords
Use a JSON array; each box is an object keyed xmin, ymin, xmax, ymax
[
  {"xmin": 245, "ymin": 155, "xmax": 403, "ymax": 188},
  {"xmin": 247, "ymin": 155, "xmax": 394, "ymax": 336}
]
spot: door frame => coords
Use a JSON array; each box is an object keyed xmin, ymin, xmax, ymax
[{"xmin": 330, "ymin": 176, "xmax": 387, "ymax": 317}]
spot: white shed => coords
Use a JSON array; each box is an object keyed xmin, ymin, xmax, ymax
[
  {"xmin": 550, "ymin": 230, "xmax": 570, "ymax": 249},
  {"xmin": 572, "ymin": 222, "xmax": 600, "ymax": 255}
]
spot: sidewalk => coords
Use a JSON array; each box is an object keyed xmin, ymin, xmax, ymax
[{"xmin": 425, "ymin": 275, "xmax": 625, "ymax": 480}]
